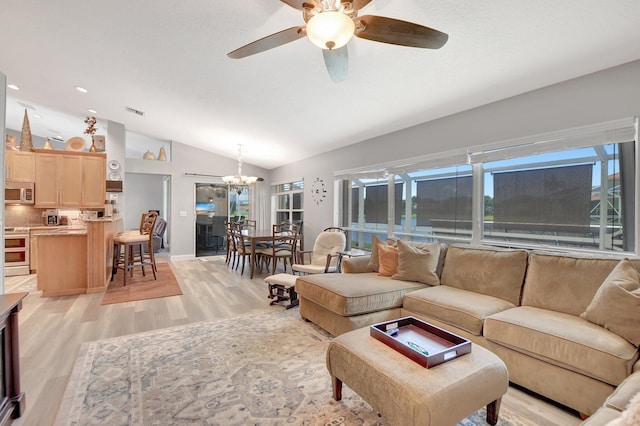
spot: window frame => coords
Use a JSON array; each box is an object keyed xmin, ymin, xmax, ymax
[{"xmin": 336, "ymin": 117, "xmax": 639, "ymax": 256}]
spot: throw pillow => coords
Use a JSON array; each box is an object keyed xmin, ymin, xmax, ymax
[
  {"xmin": 580, "ymin": 258, "xmax": 640, "ymax": 346},
  {"xmin": 392, "ymin": 240, "xmax": 441, "ymax": 285},
  {"xmin": 607, "ymin": 391, "xmax": 640, "ymax": 426},
  {"xmin": 377, "ymin": 243, "xmax": 398, "ymax": 277},
  {"xmin": 367, "ymin": 235, "xmax": 397, "ymax": 272}
]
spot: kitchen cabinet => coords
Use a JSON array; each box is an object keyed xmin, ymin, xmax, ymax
[
  {"xmin": 33, "ymin": 149, "xmax": 105, "ymax": 208},
  {"xmin": 82, "ymin": 155, "xmax": 107, "ymax": 207},
  {"xmin": 5, "ymin": 151, "xmax": 35, "ymax": 182}
]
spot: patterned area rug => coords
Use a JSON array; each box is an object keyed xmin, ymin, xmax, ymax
[{"xmin": 56, "ymin": 309, "xmax": 533, "ymax": 425}]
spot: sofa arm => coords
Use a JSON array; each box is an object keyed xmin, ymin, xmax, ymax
[{"xmin": 341, "ymin": 255, "xmax": 372, "ymax": 273}]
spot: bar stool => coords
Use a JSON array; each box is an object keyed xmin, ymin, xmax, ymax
[{"xmin": 112, "ymin": 211, "xmax": 158, "ymax": 285}]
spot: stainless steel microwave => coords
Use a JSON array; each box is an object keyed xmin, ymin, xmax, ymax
[{"xmin": 5, "ymin": 182, "xmax": 35, "ymax": 204}]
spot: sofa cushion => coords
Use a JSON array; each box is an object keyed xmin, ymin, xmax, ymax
[
  {"xmin": 295, "ymin": 272, "xmax": 428, "ymax": 316},
  {"xmin": 439, "ymin": 245, "xmax": 528, "ymax": 305},
  {"xmin": 403, "ymin": 286, "xmax": 517, "ymax": 336},
  {"xmin": 377, "ymin": 243, "xmax": 398, "ymax": 277},
  {"xmin": 605, "ymin": 371, "xmax": 640, "ymax": 412},
  {"xmin": 392, "ymin": 240, "xmax": 441, "ymax": 285},
  {"xmin": 581, "ymin": 259, "xmax": 640, "ymax": 346},
  {"xmin": 484, "ymin": 306, "xmax": 639, "ymax": 386},
  {"xmin": 521, "ymin": 253, "xmax": 623, "ymax": 316}
]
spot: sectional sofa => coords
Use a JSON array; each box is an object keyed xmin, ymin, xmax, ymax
[{"xmin": 294, "ymin": 239, "xmax": 640, "ymax": 421}]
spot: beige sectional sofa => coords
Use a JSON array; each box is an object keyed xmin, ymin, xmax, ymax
[{"xmin": 295, "ymin": 242, "xmax": 640, "ymax": 420}]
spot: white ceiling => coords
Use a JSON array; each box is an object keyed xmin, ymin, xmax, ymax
[{"xmin": 2, "ymin": 1, "xmax": 640, "ymax": 169}]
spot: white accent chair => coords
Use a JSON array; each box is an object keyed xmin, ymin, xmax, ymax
[{"xmin": 292, "ymin": 228, "xmax": 346, "ymax": 275}]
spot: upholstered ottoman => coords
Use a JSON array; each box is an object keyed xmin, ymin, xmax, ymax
[
  {"xmin": 326, "ymin": 326, "xmax": 509, "ymax": 426},
  {"xmin": 265, "ymin": 273, "xmax": 298, "ymax": 309}
]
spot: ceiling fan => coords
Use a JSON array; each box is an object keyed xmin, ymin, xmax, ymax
[{"xmin": 227, "ymin": 0, "xmax": 448, "ymax": 82}]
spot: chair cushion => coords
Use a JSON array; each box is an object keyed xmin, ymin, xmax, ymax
[
  {"xmin": 484, "ymin": 306, "xmax": 639, "ymax": 386},
  {"xmin": 310, "ymin": 231, "xmax": 346, "ymax": 266},
  {"xmin": 403, "ymin": 286, "xmax": 516, "ymax": 336},
  {"xmin": 581, "ymin": 259, "xmax": 640, "ymax": 346},
  {"xmin": 295, "ymin": 272, "xmax": 427, "ymax": 316}
]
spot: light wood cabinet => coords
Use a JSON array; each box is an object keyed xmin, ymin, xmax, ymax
[
  {"xmin": 82, "ymin": 155, "xmax": 106, "ymax": 207},
  {"xmin": 5, "ymin": 151, "xmax": 35, "ymax": 182},
  {"xmin": 33, "ymin": 149, "xmax": 105, "ymax": 208}
]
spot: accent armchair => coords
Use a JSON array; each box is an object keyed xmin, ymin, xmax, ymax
[{"xmin": 292, "ymin": 228, "xmax": 346, "ymax": 274}]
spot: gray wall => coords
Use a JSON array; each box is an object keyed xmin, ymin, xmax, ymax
[
  {"xmin": 123, "ymin": 173, "xmax": 164, "ymax": 230},
  {"xmin": 126, "ymin": 141, "xmax": 268, "ymax": 258},
  {"xmin": 270, "ymin": 59, "xmax": 640, "ymax": 247}
]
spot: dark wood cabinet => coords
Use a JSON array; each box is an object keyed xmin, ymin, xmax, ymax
[{"xmin": 0, "ymin": 293, "xmax": 27, "ymax": 425}]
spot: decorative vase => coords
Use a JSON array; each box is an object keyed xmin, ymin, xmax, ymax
[
  {"xmin": 43, "ymin": 138, "xmax": 53, "ymax": 150},
  {"xmin": 143, "ymin": 150, "xmax": 156, "ymax": 160},
  {"xmin": 157, "ymin": 146, "xmax": 167, "ymax": 161},
  {"xmin": 19, "ymin": 109, "xmax": 33, "ymax": 151},
  {"xmin": 89, "ymin": 136, "xmax": 97, "ymax": 152}
]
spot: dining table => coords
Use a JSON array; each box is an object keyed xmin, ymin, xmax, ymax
[{"xmin": 241, "ymin": 228, "xmax": 274, "ymax": 279}]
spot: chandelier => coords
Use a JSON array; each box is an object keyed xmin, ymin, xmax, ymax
[{"xmin": 223, "ymin": 144, "xmax": 258, "ymax": 194}]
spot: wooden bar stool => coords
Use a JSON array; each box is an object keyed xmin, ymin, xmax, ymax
[{"xmin": 112, "ymin": 211, "xmax": 158, "ymax": 285}]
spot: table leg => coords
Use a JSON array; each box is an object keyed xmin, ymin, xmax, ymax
[
  {"xmin": 332, "ymin": 376, "xmax": 343, "ymax": 401},
  {"xmin": 486, "ymin": 397, "xmax": 501, "ymax": 425},
  {"xmin": 250, "ymin": 239, "xmax": 256, "ymax": 279}
]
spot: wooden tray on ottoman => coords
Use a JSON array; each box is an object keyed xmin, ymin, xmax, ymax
[{"xmin": 370, "ymin": 316, "xmax": 471, "ymax": 368}]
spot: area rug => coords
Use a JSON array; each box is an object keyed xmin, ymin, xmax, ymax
[
  {"xmin": 101, "ymin": 262, "xmax": 182, "ymax": 305},
  {"xmin": 55, "ymin": 309, "xmax": 533, "ymax": 425}
]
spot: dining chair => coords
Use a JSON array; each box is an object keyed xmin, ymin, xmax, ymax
[
  {"xmin": 256, "ymin": 223, "xmax": 300, "ymax": 275},
  {"xmin": 230, "ymin": 225, "xmax": 252, "ymax": 274}
]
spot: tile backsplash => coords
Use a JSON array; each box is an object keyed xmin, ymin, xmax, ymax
[{"xmin": 5, "ymin": 205, "xmax": 84, "ymax": 227}]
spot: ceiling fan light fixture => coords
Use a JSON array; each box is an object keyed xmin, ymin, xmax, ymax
[{"xmin": 306, "ymin": 11, "xmax": 355, "ymax": 50}]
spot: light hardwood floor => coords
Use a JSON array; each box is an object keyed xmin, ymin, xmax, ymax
[{"xmin": 5, "ymin": 255, "xmax": 582, "ymax": 426}]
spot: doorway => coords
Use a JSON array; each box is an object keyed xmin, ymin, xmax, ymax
[{"xmin": 195, "ymin": 183, "xmax": 228, "ymax": 257}]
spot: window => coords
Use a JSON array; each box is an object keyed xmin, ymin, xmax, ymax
[
  {"xmin": 337, "ymin": 118, "xmax": 638, "ymax": 255},
  {"xmin": 273, "ymin": 179, "xmax": 304, "ymax": 225}
]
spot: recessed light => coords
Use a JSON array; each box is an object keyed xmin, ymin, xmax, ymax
[
  {"xmin": 33, "ymin": 114, "xmax": 42, "ymax": 119},
  {"xmin": 7, "ymin": 84, "xmax": 19, "ymax": 91},
  {"xmin": 75, "ymin": 86, "xmax": 88, "ymax": 93},
  {"xmin": 88, "ymin": 109, "xmax": 97, "ymax": 114}
]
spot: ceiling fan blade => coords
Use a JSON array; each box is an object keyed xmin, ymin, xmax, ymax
[
  {"xmin": 227, "ymin": 26, "xmax": 307, "ymax": 59},
  {"xmin": 280, "ymin": 0, "xmax": 308, "ymax": 10},
  {"xmin": 322, "ymin": 46, "xmax": 349, "ymax": 83},
  {"xmin": 355, "ymin": 15, "xmax": 448, "ymax": 49},
  {"xmin": 349, "ymin": 0, "xmax": 372, "ymax": 11}
]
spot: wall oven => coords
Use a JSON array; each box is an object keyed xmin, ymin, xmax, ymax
[{"xmin": 4, "ymin": 228, "xmax": 30, "ymax": 276}]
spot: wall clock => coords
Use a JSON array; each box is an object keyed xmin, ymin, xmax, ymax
[{"xmin": 311, "ymin": 177, "xmax": 327, "ymax": 205}]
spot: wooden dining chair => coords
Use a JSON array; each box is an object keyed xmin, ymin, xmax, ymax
[
  {"xmin": 230, "ymin": 226, "xmax": 252, "ymax": 274},
  {"xmin": 256, "ymin": 223, "xmax": 300, "ymax": 275}
]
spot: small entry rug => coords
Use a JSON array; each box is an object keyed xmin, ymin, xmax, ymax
[
  {"xmin": 101, "ymin": 262, "xmax": 182, "ymax": 305},
  {"xmin": 56, "ymin": 309, "xmax": 533, "ymax": 425}
]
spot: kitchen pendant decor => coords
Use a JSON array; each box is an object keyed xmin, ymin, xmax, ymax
[{"xmin": 19, "ymin": 109, "xmax": 33, "ymax": 151}]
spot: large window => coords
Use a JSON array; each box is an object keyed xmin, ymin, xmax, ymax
[{"xmin": 338, "ymin": 118, "xmax": 638, "ymax": 254}]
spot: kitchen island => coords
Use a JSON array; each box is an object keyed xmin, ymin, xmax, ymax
[{"xmin": 37, "ymin": 217, "xmax": 123, "ymax": 297}]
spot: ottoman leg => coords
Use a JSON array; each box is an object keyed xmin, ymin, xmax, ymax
[
  {"xmin": 331, "ymin": 376, "xmax": 343, "ymax": 401},
  {"xmin": 486, "ymin": 397, "xmax": 502, "ymax": 425}
]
